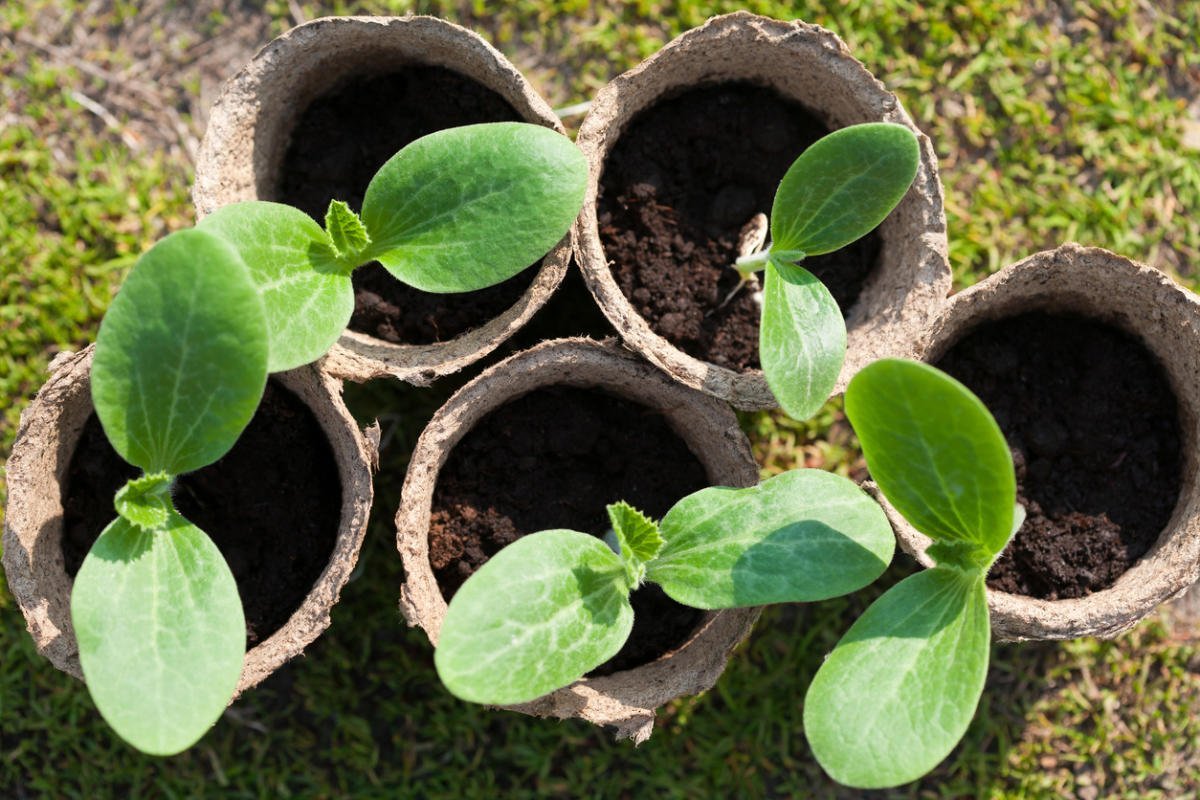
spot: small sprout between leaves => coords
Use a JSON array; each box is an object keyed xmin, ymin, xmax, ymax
[
  {"xmin": 114, "ymin": 472, "xmax": 174, "ymax": 530},
  {"xmin": 606, "ymin": 501, "xmax": 663, "ymax": 588},
  {"xmin": 324, "ymin": 199, "xmax": 371, "ymax": 265}
]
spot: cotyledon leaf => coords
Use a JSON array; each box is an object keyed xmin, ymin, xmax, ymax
[
  {"xmin": 435, "ymin": 530, "xmax": 633, "ymax": 706},
  {"xmin": 71, "ymin": 513, "xmax": 246, "ymax": 756}
]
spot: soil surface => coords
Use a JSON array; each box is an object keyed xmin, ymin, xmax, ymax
[
  {"xmin": 428, "ymin": 386, "xmax": 710, "ymax": 675},
  {"xmin": 62, "ymin": 382, "xmax": 343, "ymax": 646},
  {"xmin": 279, "ymin": 67, "xmax": 538, "ymax": 345},
  {"xmin": 597, "ymin": 83, "xmax": 882, "ymax": 371},
  {"xmin": 935, "ymin": 312, "xmax": 1182, "ymax": 599}
]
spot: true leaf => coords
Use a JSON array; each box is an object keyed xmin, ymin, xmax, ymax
[
  {"xmin": 71, "ymin": 513, "xmax": 246, "ymax": 756},
  {"xmin": 113, "ymin": 472, "xmax": 173, "ymax": 530},
  {"xmin": 323, "ymin": 199, "xmax": 371, "ymax": 261},
  {"xmin": 759, "ymin": 262, "xmax": 847, "ymax": 421},
  {"xmin": 649, "ymin": 469, "xmax": 893, "ymax": 608},
  {"xmin": 360, "ymin": 122, "xmax": 587, "ymax": 293},
  {"xmin": 435, "ymin": 530, "xmax": 633, "ymax": 706},
  {"xmin": 845, "ymin": 359, "xmax": 1015, "ymax": 567},
  {"xmin": 803, "ymin": 568, "xmax": 990, "ymax": 789},
  {"xmin": 607, "ymin": 501, "xmax": 663, "ymax": 586},
  {"xmin": 197, "ymin": 201, "xmax": 353, "ymax": 372},
  {"xmin": 770, "ymin": 122, "xmax": 919, "ymax": 257},
  {"xmin": 91, "ymin": 228, "xmax": 268, "ymax": 475}
]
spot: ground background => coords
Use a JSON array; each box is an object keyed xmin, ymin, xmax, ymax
[{"xmin": 3, "ymin": 1, "xmax": 1200, "ymax": 797}]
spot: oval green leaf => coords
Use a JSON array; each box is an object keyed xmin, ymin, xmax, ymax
[
  {"xmin": 71, "ymin": 513, "xmax": 246, "ymax": 756},
  {"xmin": 360, "ymin": 122, "xmax": 587, "ymax": 293},
  {"xmin": 770, "ymin": 122, "xmax": 919, "ymax": 256},
  {"xmin": 197, "ymin": 201, "xmax": 353, "ymax": 372},
  {"xmin": 435, "ymin": 530, "xmax": 633, "ymax": 706},
  {"xmin": 92, "ymin": 228, "xmax": 268, "ymax": 475},
  {"xmin": 845, "ymin": 359, "xmax": 1015, "ymax": 567},
  {"xmin": 649, "ymin": 469, "xmax": 894, "ymax": 609},
  {"xmin": 760, "ymin": 262, "xmax": 847, "ymax": 421},
  {"xmin": 804, "ymin": 568, "xmax": 990, "ymax": 789}
]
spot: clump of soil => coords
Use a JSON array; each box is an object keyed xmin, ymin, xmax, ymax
[
  {"xmin": 935, "ymin": 312, "xmax": 1182, "ymax": 599},
  {"xmin": 598, "ymin": 83, "xmax": 881, "ymax": 371},
  {"xmin": 279, "ymin": 67, "xmax": 537, "ymax": 346},
  {"xmin": 61, "ymin": 382, "xmax": 342, "ymax": 646},
  {"xmin": 429, "ymin": 387, "xmax": 710, "ymax": 675}
]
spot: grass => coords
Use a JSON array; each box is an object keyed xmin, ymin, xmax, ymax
[{"xmin": 2, "ymin": 0, "xmax": 1200, "ymax": 796}]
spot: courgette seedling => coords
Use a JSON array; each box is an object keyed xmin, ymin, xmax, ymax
[
  {"xmin": 71, "ymin": 122, "xmax": 588, "ymax": 755},
  {"xmin": 434, "ymin": 470, "xmax": 894, "ymax": 705},
  {"xmin": 732, "ymin": 122, "xmax": 919, "ymax": 421},
  {"xmin": 803, "ymin": 358, "xmax": 1024, "ymax": 789}
]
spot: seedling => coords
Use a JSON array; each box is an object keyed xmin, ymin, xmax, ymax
[
  {"xmin": 803, "ymin": 358, "xmax": 1023, "ymax": 789},
  {"xmin": 732, "ymin": 123, "xmax": 919, "ymax": 421},
  {"xmin": 434, "ymin": 470, "xmax": 895, "ymax": 705}
]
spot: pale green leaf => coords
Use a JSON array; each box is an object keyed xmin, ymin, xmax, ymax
[
  {"xmin": 92, "ymin": 228, "xmax": 268, "ymax": 475},
  {"xmin": 435, "ymin": 530, "xmax": 633, "ymax": 705},
  {"xmin": 771, "ymin": 123, "xmax": 919, "ymax": 256},
  {"xmin": 197, "ymin": 201, "xmax": 353, "ymax": 372},
  {"xmin": 113, "ymin": 472, "xmax": 173, "ymax": 529},
  {"xmin": 760, "ymin": 262, "xmax": 847, "ymax": 421},
  {"xmin": 324, "ymin": 199, "xmax": 371, "ymax": 261},
  {"xmin": 360, "ymin": 122, "xmax": 587, "ymax": 293},
  {"xmin": 845, "ymin": 359, "xmax": 1015, "ymax": 567},
  {"xmin": 804, "ymin": 568, "xmax": 990, "ymax": 788},
  {"xmin": 71, "ymin": 513, "xmax": 245, "ymax": 756},
  {"xmin": 649, "ymin": 470, "xmax": 893, "ymax": 608},
  {"xmin": 607, "ymin": 501, "xmax": 663, "ymax": 585}
]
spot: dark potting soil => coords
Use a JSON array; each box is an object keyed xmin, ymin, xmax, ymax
[
  {"xmin": 61, "ymin": 382, "xmax": 342, "ymax": 646},
  {"xmin": 278, "ymin": 67, "xmax": 537, "ymax": 346},
  {"xmin": 428, "ymin": 387, "xmax": 710, "ymax": 676},
  {"xmin": 935, "ymin": 312, "xmax": 1182, "ymax": 599},
  {"xmin": 597, "ymin": 83, "xmax": 882, "ymax": 371}
]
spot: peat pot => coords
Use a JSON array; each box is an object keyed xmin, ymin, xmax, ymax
[
  {"xmin": 574, "ymin": 11, "xmax": 950, "ymax": 410},
  {"xmin": 395, "ymin": 338, "xmax": 760, "ymax": 741},
  {"xmin": 3, "ymin": 346, "xmax": 376, "ymax": 693},
  {"xmin": 194, "ymin": 15, "xmax": 572, "ymax": 385},
  {"xmin": 881, "ymin": 244, "xmax": 1200, "ymax": 641}
]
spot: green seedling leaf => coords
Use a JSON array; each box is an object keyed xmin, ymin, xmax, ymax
[
  {"xmin": 760, "ymin": 262, "xmax": 847, "ymax": 421},
  {"xmin": 324, "ymin": 199, "xmax": 371, "ymax": 261},
  {"xmin": 770, "ymin": 123, "xmax": 919, "ymax": 257},
  {"xmin": 804, "ymin": 568, "xmax": 990, "ymax": 789},
  {"xmin": 607, "ymin": 501, "xmax": 663, "ymax": 586},
  {"xmin": 113, "ymin": 472, "xmax": 172, "ymax": 529},
  {"xmin": 92, "ymin": 228, "xmax": 268, "ymax": 475},
  {"xmin": 197, "ymin": 201, "xmax": 353, "ymax": 372},
  {"xmin": 650, "ymin": 470, "xmax": 893, "ymax": 608},
  {"xmin": 71, "ymin": 513, "xmax": 245, "ymax": 756},
  {"xmin": 845, "ymin": 359, "xmax": 1015, "ymax": 568},
  {"xmin": 435, "ymin": 530, "xmax": 633, "ymax": 706},
  {"xmin": 360, "ymin": 122, "xmax": 587, "ymax": 293}
]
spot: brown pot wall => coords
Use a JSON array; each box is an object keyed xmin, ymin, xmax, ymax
[
  {"xmin": 2, "ymin": 347, "xmax": 377, "ymax": 695},
  {"xmin": 574, "ymin": 11, "xmax": 950, "ymax": 410},
  {"xmin": 193, "ymin": 15, "xmax": 572, "ymax": 386},
  {"xmin": 887, "ymin": 243, "xmax": 1200, "ymax": 641},
  {"xmin": 395, "ymin": 338, "xmax": 761, "ymax": 742}
]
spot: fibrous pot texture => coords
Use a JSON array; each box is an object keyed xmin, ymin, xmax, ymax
[
  {"xmin": 194, "ymin": 15, "xmax": 572, "ymax": 386},
  {"xmin": 395, "ymin": 338, "xmax": 760, "ymax": 742},
  {"xmin": 886, "ymin": 243, "xmax": 1200, "ymax": 641},
  {"xmin": 2, "ymin": 347, "xmax": 376, "ymax": 694},
  {"xmin": 575, "ymin": 11, "xmax": 950, "ymax": 410}
]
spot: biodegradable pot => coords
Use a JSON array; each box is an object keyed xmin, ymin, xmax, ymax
[
  {"xmin": 193, "ymin": 15, "xmax": 572, "ymax": 386},
  {"xmin": 884, "ymin": 243, "xmax": 1200, "ymax": 641},
  {"xmin": 2, "ymin": 346, "xmax": 377, "ymax": 694},
  {"xmin": 396, "ymin": 338, "xmax": 760, "ymax": 741},
  {"xmin": 575, "ymin": 11, "xmax": 950, "ymax": 410}
]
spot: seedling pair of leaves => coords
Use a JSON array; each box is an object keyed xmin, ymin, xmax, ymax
[
  {"xmin": 435, "ymin": 470, "xmax": 896, "ymax": 706},
  {"xmin": 738, "ymin": 122, "xmax": 920, "ymax": 421},
  {"xmin": 72, "ymin": 122, "xmax": 588, "ymax": 755}
]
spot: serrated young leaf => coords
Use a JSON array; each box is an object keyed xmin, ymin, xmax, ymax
[
  {"xmin": 91, "ymin": 228, "xmax": 268, "ymax": 475},
  {"xmin": 113, "ymin": 472, "xmax": 173, "ymax": 530},
  {"xmin": 649, "ymin": 470, "xmax": 894, "ymax": 609},
  {"xmin": 771, "ymin": 123, "xmax": 919, "ymax": 257},
  {"xmin": 71, "ymin": 513, "xmax": 245, "ymax": 756},
  {"xmin": 435, "ymin": 531, "xmax": 633, "ymax": 706},
  {"xmin": 845, "ymin": 359, "xmax": 1015, "ymax": 568},
  {"xmin": 606, "ymin": 501, "xmax": 663, "ymax": 585},
  {"xmin": 360, "ymin": 122, "xmax": 587, "ymax": 293},
  {"xmin": 196, "ymin": 201, "xmax": 354, "ymax": 372},
  {"xmin": 324, "ymin": 199, "xmax": 371, "ymax": 261},
  {"xmin": 760, "ymin": 262, "xmax": 847, "ymax": 421},
  {"xmin": 804, "ymin": 568, "xmax": 990, "ymax": 788}
]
